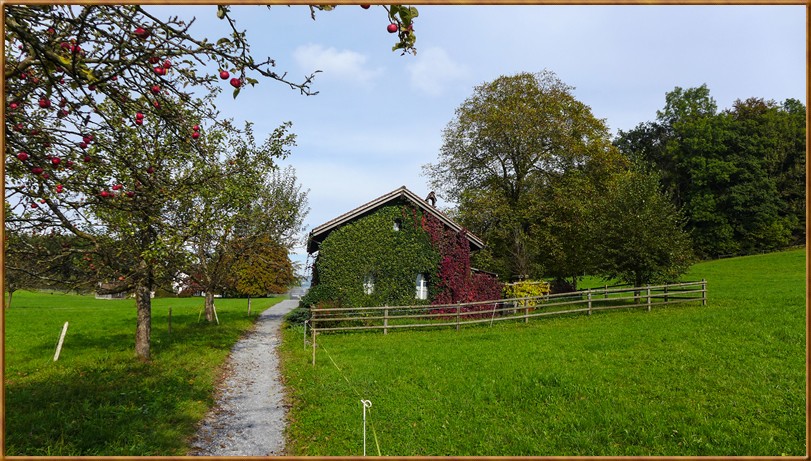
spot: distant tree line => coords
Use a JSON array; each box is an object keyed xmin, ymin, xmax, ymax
[{"xmin": 615, "ymin": 85, "xmax": 805, "ymax": 259}]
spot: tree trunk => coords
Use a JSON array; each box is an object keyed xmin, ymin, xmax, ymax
[
  {"xmin": 247, "ymin": 295, "xmax": 252, "ymax": 316},
  {"xmin": 204, "ymin": 291, "xmax": 215, "ymax": 323},
  {"xmin": 6, "ymin": 289, "xmax": 13, "ymax": 309},
  {"xmin": 634, "ymin": 274, "xmax": 643, "ymax": 304},
  {"xmin": 134, "ymin": 283, "xmax": 152, "ymax": 361}
]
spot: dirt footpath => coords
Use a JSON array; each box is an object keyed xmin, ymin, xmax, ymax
[{"xmin": 188, "ymin": 299, "xmax": 298, "ymax": 456}]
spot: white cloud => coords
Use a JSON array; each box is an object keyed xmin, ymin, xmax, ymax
[
  {"xmin": 293, "ymin": 43, "xmax": 383, "ymax": 84},
  {"xmin": 407, "ymin": 46, "xmax": 470, "ymax": 96}
]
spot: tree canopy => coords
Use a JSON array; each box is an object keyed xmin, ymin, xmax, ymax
[
  {"xmin": 424, "ymin": 70, "xmax": 626, "ymax": 284},
  {"xmin": 615, "ymin": 85, "xmax": 805, "ymax": 258}
]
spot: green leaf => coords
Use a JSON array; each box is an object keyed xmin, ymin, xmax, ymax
[{"xmin": 232, "ymin": 87, "xmax": 240, "ymax": 99}]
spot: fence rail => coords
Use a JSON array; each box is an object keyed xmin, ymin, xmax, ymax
[{"xmin": 309, "ymin": 280, "xmax": 706, "ymax": 365}]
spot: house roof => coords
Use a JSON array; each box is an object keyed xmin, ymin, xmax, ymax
[{"xmin": 306, "ymin": 186, "xmax": 485, "ymax": 254}]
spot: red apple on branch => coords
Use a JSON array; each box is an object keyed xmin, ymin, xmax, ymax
[{"xmin": 134, "ymin": 27, "xmax": 150, "ymax": 40}]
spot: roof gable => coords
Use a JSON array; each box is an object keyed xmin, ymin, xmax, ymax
[{"xmin": 306, "ymin": 186, "xmax": 485, "ymax": 253}]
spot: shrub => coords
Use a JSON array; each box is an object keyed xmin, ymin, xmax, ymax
[{"xmin": 284, "ymin": 306, "xmax": 311, "ymax": 326}]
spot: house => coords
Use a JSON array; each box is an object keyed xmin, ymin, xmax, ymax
[{"xmin": 305, "ymin": 186, "xmax": 498, "ymax": 308}]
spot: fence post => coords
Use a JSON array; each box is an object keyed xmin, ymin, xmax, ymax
[
  {"xmin": 311, "ymin": 306, "xmax": 317, "ymax": 366},
  {"xmin": 587, "ymin": 289, "xmax": 592, "ymax": 315},
  {"xmin": 524, "ymin": 302, "xmax": 529, "ymax": 323},
  {"xmin": 646, "ymin": 286, "xmax": 651, "ymax": 312},
  {"xmin": 456, "ymin": 304, "xmax": 461, "ymax": 331},
  {"xmin": 53, "ymin": 321, "xmax": 69, "ymax": 361},
  {"xmin": 664, "ymin": 285, "xmax": 669, "ymax": 304},
  {"xmin": 702, "ymin": 279, "xmax": 707, "ymax": 306},
  {"xmin": 384, "ymin": 306, "xmax": 388, "ymax": 335},
  {"xmin": 604, "ymin": 285, "xmax": 608, "ymax": 299}
]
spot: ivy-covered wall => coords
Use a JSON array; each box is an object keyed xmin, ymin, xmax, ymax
[{"xmin": 310, "ymin": 204, "xmax": 440, "ymax": 308}]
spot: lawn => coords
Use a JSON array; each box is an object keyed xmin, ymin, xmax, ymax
[
  {"xmin": 3, "ymin": 292, "xmax": 284, "ymax": 456},
  {"xmin": 279, "ymin": 249, "xmax": 806, "ymax": 456}
]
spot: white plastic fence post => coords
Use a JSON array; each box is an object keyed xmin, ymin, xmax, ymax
[{"xmin": 361, "ymin": 400, "xmax": 372, "ymax": 456}]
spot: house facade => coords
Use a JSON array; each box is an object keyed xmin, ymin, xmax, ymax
[{"xmin": 304, "ymin": 186, "xmax": 495, "ymax": 308}]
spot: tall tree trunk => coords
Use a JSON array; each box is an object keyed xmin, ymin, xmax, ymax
[
  {"xmin": 204, "ymin": 291, "xmax": 215, "ymax": 323},
  {"xmin": 134, "ymin": 283, "xmax": 152, "ymax": 361},
  {"xmin": 6, "ymin": 289, "xmax": 14, "ymax": 309},
  {"xmin": 247, "ymin": 295, "xmax": 252, "ymax": 316}
]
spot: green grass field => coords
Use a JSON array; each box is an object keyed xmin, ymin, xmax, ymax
[
  {"xmin": 279, "ymin": 249, "xmax": 806, "ymax": 456},
  {"xmin": 3, "ymin": 292, "xmax": 283, "ymax": 456}
]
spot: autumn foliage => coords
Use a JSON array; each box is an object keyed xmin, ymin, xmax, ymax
[{"xmin": 420, "ymin": 212, "xmax": 501, "ymax": 314}]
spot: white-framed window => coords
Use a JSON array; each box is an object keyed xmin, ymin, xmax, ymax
[
  {"xmin": 363, "ymin": 274, "xmax": 375, "ymax": 295},
  {"xmin": 393, "ymin": 218, "xmax": 402, "ymax": 231},
  {"xmin": 415, "ymin": 273, "xmax": 428, "ymax": 300}
]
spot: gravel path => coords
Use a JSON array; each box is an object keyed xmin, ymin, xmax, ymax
[{"xmin": 188, "ymin": 299, "xmax": 298, "ymax": 456}]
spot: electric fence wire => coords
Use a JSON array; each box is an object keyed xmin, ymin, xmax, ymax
[{"xmin": 319, "ymin": 341, "xmax": 382, "ymax": 456}]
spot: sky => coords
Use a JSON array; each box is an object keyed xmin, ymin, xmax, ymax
[{"xmin": 154, "ymin": 5, "xmax": 806, "ymax": 271}]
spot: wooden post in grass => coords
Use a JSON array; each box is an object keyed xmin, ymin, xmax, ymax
[
  {"xmin": 53, "ymin": 321, "xmax": 69, "ymax": 361},
  {"xmin": 456, "ymin": 304, "xmax": 461, "ymax": 331},
  {"xmin": 702, "ymin": 279, "xmax": 707, "ymax": 306},
  {"xmin": 168, "ymin": 306, "xmax": 172, "ymax": 335},
  {"xmin": 383, "ymin": 306, "xmax": 389, "ymax": 335},
  {"xmin": 587, "ymin": 290, "xmax": 592, "ymax": 315},
  {"xmin": 604, "ymin": 285, "xmax": 608, "ymax": 299},
  {"xmin": 646, "ymin": 286, "xmax": 651, "ymax": 312},
  {"xmin": 524, "ymin": 303, "xmax": 529, "ymax": 323},
  {"xmin": 311, "ymin": 328, "xmax": 317, "ymax": 366},
  {"xmin": 664, "ymin": 285, "xmax": 669, "ymax": 304},
  {"xmin": 311, "ymin": 307, "xmax": 317, "ymax": 366},
  {"xmin": 213, "ymin": 303, "xmax": 220, "ymax": 325}
]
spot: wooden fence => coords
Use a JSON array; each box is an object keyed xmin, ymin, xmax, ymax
[{"xmin": 308, "ymin": 280, "xmax": 707, "ymax": 364}]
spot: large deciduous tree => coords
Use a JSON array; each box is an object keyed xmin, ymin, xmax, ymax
[
  {"xmin": 424, "ymin": 70, "xmax": 625, "ymax": 283},
  {"xmin": 4, "ymin": 5, "xmax": 417, "ymax": 360}
]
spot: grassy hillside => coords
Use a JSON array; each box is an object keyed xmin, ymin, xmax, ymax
[
  {"xmin": 279, "ymin": 249, "xmax": 806, "ymax": 456},
  {"xmin": 3, "ymin": 292, "xmax": 284, "ymax": 456}
]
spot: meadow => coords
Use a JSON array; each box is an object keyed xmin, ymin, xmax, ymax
[
  {"xmin": 279, "ymin": 249, "xmax": 806, "ymax": 456},
  {"xmin": 3, "ymin": 292, "xmax": 283, "ymax": 456}
]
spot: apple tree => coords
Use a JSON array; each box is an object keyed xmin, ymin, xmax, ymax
[
  {"xmin": 4, "ymin": 5, "xmax": 418, "ymax": 360},
  {"xmin": 179, "ymin": 122, "xmax": 298, "ymax": 324}
]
